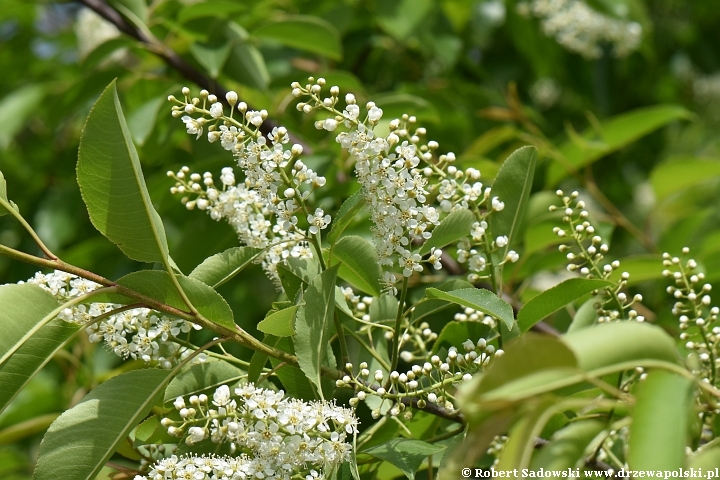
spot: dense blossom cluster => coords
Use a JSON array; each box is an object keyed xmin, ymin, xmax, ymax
[
  {"xmin": 551, "ymin": 190, "xmax": 643, "ymax": 323},
  {"xmin": 169, "ymin": 88, "xmax": 328, "ymax": 287},
  {"xmin": 154, "ymin": 384, "xmax": 357, "ymax": 479},
  {"xmin": 517, "ymin": 0, "xmax": 642, "ymax": 59},
  {"xmin": 18, "ymin": 270, "xmax": 197, "ymax": 367}
]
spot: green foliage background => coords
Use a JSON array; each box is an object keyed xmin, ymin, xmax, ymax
[{"xmin": 1, "ymin": 0, "xmax": 720, "ymax": 477}]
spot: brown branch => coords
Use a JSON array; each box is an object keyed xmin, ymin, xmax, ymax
[{"xmin": 77, "ymin": 0, "xmax": 307, "ymax": 146}]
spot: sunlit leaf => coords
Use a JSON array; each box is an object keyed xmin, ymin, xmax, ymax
[
  {"xmin": 77, "ymin": 80, "xmax": 170, "ymax": 264},
  {"xmin": 363, "ymin": 439, "xmax": 445, "ymax": 480},
  {"xmin": 164, "ymin": 360, "xmax": 244, "ymax": 403},
  {"xmin": 328, "ymin": 190, "xmax": 365, "ymax": 244},
  {"xmin": 189, "ymin": 247, "xmax": 261, "ymax": 288},
  {"xmin": 331, "ymin": 235, "xmax": 382, "ymax": 296},
  {"xmin": 517, "ymin": 278, "xmax": 612, "ymax": 332},
  {"xmin": 424, "ymin": 287, "xmax": 515, "ymax": 330},
  {"xmin": 651, "ymin": 157, "xmax": 720, "ymax": 201},
  {"xmin": 628, "ymin": 371, "xmax": 693, "ymax": 469},
  {"xmin": 252, "ymin": 16, "xmax": 342, "ymax": 60},
  {"xmin": 33, "ymin": 369, "xmax": 169, "ymax": 480},
  {"xmin": 419, "ymin": 209, "xmax": 475, "ymax": 255}
]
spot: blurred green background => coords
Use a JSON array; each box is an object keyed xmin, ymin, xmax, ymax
[{"xmin": 1, "ymin": 0, "xmax": 720, "ymax": 477}]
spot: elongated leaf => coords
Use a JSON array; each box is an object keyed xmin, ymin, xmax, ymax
[
  {"xmin": 270, "ymin": 336, "xmax": 321, "ymax": 400},
  {"xmin": 566, "ymin": 296, "xmax": 600, "ymax": 332},
  {"xmin": 293, "ymin": 265, "xmax": 339, "ymax": 396},
  {"xmin": 0, "ymin": 84, "xmax": 45, "ymax": 150},
  {"xmin": 424, "ymin": 287, "xmax": 515, "ymax": 330},
  {"xmin": 258, "ymin": 306, "xmax": 299, "ymax": 337},
  {"xmin": 77, "ymin": 80, "xmax": 169, "ymax": 264},
  {"xmin": 531, "ymin": 420, "xmax": 605, "ymax": 469},
  {"xmin": 651, "ymin": 157, "xmax": 720, "ymax": 201},
  {"xmin": 0, "ymin": 170, "xmax": 11, "ymax": 216},
  {"xmin": 419, "ymin": 209, "xmax": 475, "ymax": 255},
  {"xmin": 607, "ymin": 255, "xmax": 664, "ymax": 286},
  {"xmin": 224, "ymin": 22, "xmax": 270, "ymax": 90},
  {"xmin": 190, "ymin": 247, "xmax": 261, "ymax": 288},
  {"xmin": 628, "ymin": 371, "xmax": 693, "ymax": 469},
  {"xmin": 562, "ymin": 322, "xmax": 681, "ymax": 373},
  {"xmin": 489, "ymin": 146, "xmax": 538, "ymax": 259},
  {"xmin": 328, "ymin": 190, "xmax": 366, "ymax": 244},
  {"xmin": 252, "ymin": 16, "xmax": 342, "ymax": 60},
  {"xmin": 688, "ymin": 440, "xmax": 720, "ymax": 468},
  {"xmin": 363, "ymin": 439, "xmax": 445, "ymax": 480},
  {"xmin": 128, "ymin": 97, "xmax": 163, "ymax": 147},
  {"xmin": 0, "ymin": 318, "xmax": 79, "ymax": 415},
  {"xmin": 497, "ymin": 398, "xmax": 557, "ymax": 469},
  {"xmin": 164, "ymin": 360, "xmax": 244, "ymax": 403},
  {"xmin": 332, "ymin": 236, "xmax": 382, "ymax": 296},
  {"xmin": 116, "ymin": 270, "xmax": 235, "ymax": 330},
  {"xmin": 34, "ymin": 369, "xmax": 169, "ymax": 480},
  {"xmin": 431, "ymin": 321, "xmax": 493, "ymax": 355},
  {"xmin": 0, "ymin": 284, "xmax": 62, "ymax": 367},
  {"xmin": 178, "ymin": 0, "xmax": 245, "ymax": 23},
  {"xmin": 411, "ymin": 279, "xmax": 474, "ymax": 324},
  {"xmin": 547, "ymin": 105, "xmax": 691, "ymax": 186},
  {"xmin": 189, "ymin": 38, "xmax": 231, "ymax": 79},
  {"xmin": 517, "ymin": 278, "xmax": 612, "ymax": 332}
]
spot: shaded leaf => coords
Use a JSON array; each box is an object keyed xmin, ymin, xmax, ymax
[
  {"xmin": 489, "ymin": 146, "xmax": 538, "ymax": 260},
  {"xmin": 128, "ymin": 97, "xmax": 163, "ymax": 147},
  {"xmin": 419, "ymin": 209, "xmax": 475, "ymax": 255},
  {"xmin": 531, "ymin": 420, "xmax": 605, "ymax": 469},
  {"xmin": 224, "ymin": 22, "xmax": 270, "ymax": 90},
  {"xmin": 517, "ymin": 278, "xmax": 612, "ymax": 332},
  {"xmin": 258, "ymin": 305, "xmax": 300, "ymax": 337},
  {"xmin": 77, "ymin": 81, "xmax": 169, "ymax": 264},
  {"xmin": 189, "ymin": 247, "xmax": 261, "ymax": 288},
  {"xmin": 651, "ymin": 157, "xmax": 720, "ymax": 201},
  {"xmin": 252, "ymin": 16, "xmax": 342, "ymax": 60},
  {"xmin": 628, "ymin": 371, "xmax": 693, "ymax": 469},
  {"xmin": 33, "ymin": 369, "xmax": 169, "ymax": 480},
  {"xmin": 607, "ymin": 255, "xmax": 664, "ymax": 286},
  {"xmin": 0, "ymin": 84, "xmax": 45, "ymax": 150},
  {"xmin": 164, "ymin": 360, "xmax": 244, "ymax": 403},
  {"xmin": 424, "ymin": 287, "xmax": 515, "ymax": 330},
  {"xmin": 547, "ymin": 105, "xmax": 691, "ymax": 186},
  {"xmin": 363, "ymin": 438, "xmax": 445, "ymax": 480},
  {"xmin": 189, "ymin": 38, "xmax": 232, "ymax": 79}
]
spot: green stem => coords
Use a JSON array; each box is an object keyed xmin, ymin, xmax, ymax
[
  {"xmin": 0, "ymin": 197, "xmax": 57, "ymax": 260},
  {"xmin": 389, "ymin": 276, "xmax": 410, "ymax": 377},
  {"xmin": 335, "ymin": 312, "xmax": 350, "ymax": 369}
]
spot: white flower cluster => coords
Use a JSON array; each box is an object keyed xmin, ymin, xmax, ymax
[
  {"xmin": 292, "ymin": 77, "xmax": 513, "ymax": 288},
  {"xmin": 169, "ymin": 88, "xmax": 330, "ymax": 288},
  {"xmin": 453, "ymin": 307, "xmax": 498, "ymax": 329},
  {"xmin": 159, "ymin": 384, "xmax": 357, "ymax": 480},
  {"xmin": 338, "ymin": 338, "xmax": 502, "ymax": 418},
  {"xmin": 551, "ymin": 190, "xmax": 643, "ymax": 323},
  {"xmin": 663, "ymin": 249, "xmax": 719, "ymax": 390},
  {"xmin": 517, "ymin": 0, "xmax": 642, "ymax": 59},
  {"xmin": 18, "ymin": 270, "xmax": 197, "ymax": 368}
]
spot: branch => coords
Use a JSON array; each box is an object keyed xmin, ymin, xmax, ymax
[{"xmin": 77, "ymin": 0, "xmax": 307, "ymax": 147}]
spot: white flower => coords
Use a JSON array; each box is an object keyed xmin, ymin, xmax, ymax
[
  {"xmin": 181, "ymin": 116, "xmax": 202, "ymax": 139},
  {"xmin": 307, "ymin": 208, "xmax": 331, "ymax": 235},
  {"xmin": 368, "ymin": 106, "xmax": 383, "ymax": 121},
  {"xmin": 496, "ymin": 235, "xmax": 509, "ymax": 248},
  {"xmin": 492, "ymin": 196, "xmax": 505, "ymax": 211},
  {"xmin": 323, "ymin": 118, "xmax": 338, "ymax": 131},
  {"xmin": 209, "ymin": 102, "xmax": 223, "ymax": 118}
]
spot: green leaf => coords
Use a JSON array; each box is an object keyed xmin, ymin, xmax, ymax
[
  {"xmin": 128, "ymin": 97, "xmax": 163, "ymax": 147},
  {"xmin": 431, "ymin": 321, "xmax": 493, "ymax": 355},
  {"xmin": 0, "ymin": 318, "xmax": 79, "ymax": 415},
  {"xmin": 628, "ymin": 371, "xmax": 693, "ymax": 469},
  {"xmin": 562, "ymin": 322, "xmax": 681, "ymax": 373},
  {"xmin": 0, "ymin": 84, "xmax": 45, "ymax": 150},
  {"xmin": 606, "ymin": 255, "xmax": 665, "ymax": 286},
  {"xmin": 517, "ymin": 278, "xmax": 613, "ymax": 332},
  {"xmin": 489, "ymin": 146, "xmax": 538, "ymax": 259},
  {"xmin": 258, "ymin": 305, "xmax": 300, "ymax": 337},
  {"xmin": 377, "ymin": 0, "xmax": 434, "ymax": 42},
  {"xmin": 462, "ymin": 125, "xmax": 520, "ymax": 157},
  {"xmin": 116, "ymin": 270, "xmax": 235, "ymax": 330},
  {"xmin": 277, "ymin": 263, "xmax": 304, "ymax": 300},
  {"xmin": 189, "ymin": 38, "xmax": 232, "ymax": 79},
  {"xmin": 269, "ymin": 336, "xmax": 320, "ymax": 400},
  {"xmin": 531, "ymin": 420, "xmax": 606, "ymax": 469},
  {"xmin": 419, "ymin": 209, "xmax": 475, "ymax": 255},
  {"xmin": 252, "ymin": 15, "xmax": 342, "ymax": 61},
  {"xmin": 424, "ymin": 287, "xmax": 515, "ymax": 330},
  {"xmin": 164, "ymin": 360, "xmax": 244, "ymax": 403},
  {"xmin": 293, "ymin": 265, "xmax": 339, "ymax": 397},
  {"xmin": 0, "ymin": 284, "xmax": 62, "ymax": 368},
  {"xmin": 363, "ymin": 438, "xmax": 445, "ymax": 480},
  {"xmin": 328, "ymin": 190, "xmax": 366, "ymax": 244},
  {"xmin": 331, "ymin": 236, "xmax": 382, "ymax": 296},
  {"xmin": 33, "ymin": 369, "xmax": 169, "ymax": 480},
  {"xmin": 77, "ymin": 80, "xmax": 170, "ymax": 264},
  {"xmin": 0, "ymin": 169, "xmax": 15, "ymax": 217},
  {"xmin": 224, "ymin": 22, "xmax": 270, "ymax": 90},
  {"xmin": 546, "ymin": 105, "xmax": 691, "ymax": 186},
  {"xmin": 688, "ymin": 439, "xmax": 720, "ymax": 468},
  {"xmin": 189, "ymin": 247, "xmax": 261, "ymax": 288},
  {"xmin": 566, "ymin": 296, "xmax": 600, "ymax": 332},
  {"xmin": 497, "ymin": 398, "xmax": 557, "ymax": 469},
  {"xmin": 178, "ymin": 0, "xmax": 245, "ymax": 23},
  {"xmin": 650, "ymin": 157, "xmax": 720, "ymax": 201}
]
